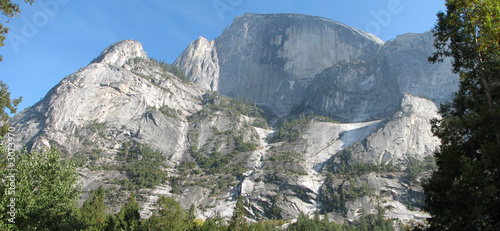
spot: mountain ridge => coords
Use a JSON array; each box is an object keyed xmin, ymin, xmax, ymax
[
  {"xmin": 10, "ymin": 13, "xmax": 457, "ymax": 224},
  {"xmin": 175, "ymin": 13, "xmax": 457, "ymax": 120}
]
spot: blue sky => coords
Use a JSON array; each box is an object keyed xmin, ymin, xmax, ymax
[{"xmin": 0, "ymin": 0, "xmax": 446, "ymax": 113}]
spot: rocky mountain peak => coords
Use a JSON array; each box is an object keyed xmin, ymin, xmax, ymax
[
  {"xmin": 235, "ymin": 13, "xmax": 385, "ymax": 45},
  {"xmin": 176, "ymin": 13, "xmax": 458, "ymax": 119},
  {"xmin": 91, "ymin": 40, "xmax": 147, "ymax": 67},
  {"xmin": 173, "ymin": 36, "xmax": 219, "ymax": 91}
]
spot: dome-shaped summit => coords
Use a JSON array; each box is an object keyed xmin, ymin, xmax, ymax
[{"xmin": 91, "ymin": 40, "xmax": 147, "ymax": 67}]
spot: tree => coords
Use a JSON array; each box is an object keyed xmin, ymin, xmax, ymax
[
  {"xmin": 0, "ymin": 81, "xmax": 21, "ymax": 136},
  {"xmin": 0, "ymin": 147, "xmax": 81, "ymax": 230},
  {"xmin": 1, "ymin": 1, "xmax": 34, "ymax": 135},
  {"xmin": 140, "ymin": 196, "xmax": 189, "ymax": 231},
  {"xmin": 228, "ymin": 195, "xmax": 248, "ymax": 231},
  {"xmin": 104, "ymin": 192, "xmax": 140, "ymax": 231},
  {"xmin": 120, "ymin": 193, "xmax": 141, "ymax": 228},
  {"xmin": 80, "ymin": 186, "xmax": 107, "ymax": 230},
  {"xmin": 429, "ymin": 0, "xmax": 500, "ymax": 146},
  {"xmin": 425, "ymin": 0, "xmax": 500, "ymax": 230},
  {"xmin": 1, "ymin": 0, "xmax": 34, "ymax": 61}
]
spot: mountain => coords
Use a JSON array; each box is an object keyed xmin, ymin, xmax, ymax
[
  {"xmin": 11, "ymin": 13, "xmax": 458, "ymax": 224},
  {"xmin": 175, "ymin": 13, "xmax": 457, "ymax": 121}
]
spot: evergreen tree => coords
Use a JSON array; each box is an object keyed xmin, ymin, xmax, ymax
[
  {"xmin": 0, "ymin": 81, "xmax": 21, "ymax": 136},
  {"xmin": 228, "ymin": 195, "xmax": 248, "ymax": 231},
  {"xmin": 0, "ymin": 1, "xmax": 33, "ymax": 135},
  {"xmin": 81, "ymin": 186, "xmax": 107, "ymax": 230},
  {"xmin": 104, "ymin": 192, "xmax": 141, "ymax": 230},
  {"xmin": 425, "ymin": 0, "xmax": 500, "ymax": 230},
  {"xmin": 140, "ymin": 196, "xmax": 189, "ymax": 231},
  {"xmin": 0, "ymin": 0, "xmax": 34, "ymax": 61},
  {"xmin": 187, "ymin": 204, "xmax": 196, "ymax": 226}
]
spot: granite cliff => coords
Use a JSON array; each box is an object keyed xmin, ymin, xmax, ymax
[
  {"xmin": 175, "ymin": 13, "xmax": 457, "ymax": 121},
  {"xmin": 10, "ymin": 13, "xmax": 458, "ymax": 225}
]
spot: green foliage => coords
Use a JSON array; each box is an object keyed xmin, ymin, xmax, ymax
[
  {"xmin": 234, "ymin": 135, "xmax": 257, "ymax": 153},
  {"xmin": 191, "ymin": 150, "xmax": 245, "ymax": 176},
  {"xmin": 0, "ymin": 146, "xmax": 81, "ymax": 230},
  {"xmin": 140, "ymin": 196, "xmax": 191, "ymax": 231},
  {"xmin": 179, "ymin": 160, "xmax": 197, "ymax": 172},
  {"xmin": 229, "ymin": 97, "xmax": 266, "ymax": 122},
  {"xmin": 87, "ymin": 120, "xmax": 108, "ymax": 132},
  {"xmin": 287, "ymin": 208, "xmax": 395, "ymax": 231},
  {"xmin": 152, "ymin": 58, "xmax": 190, "ymax": 83},
  {"xmin": 272, "ymin": 113, "xmax": 338, "ymax": 143},
  {"xmin": 272, "ymin": 114, "xmax": 313, "ymax": 143},
  {"xmin": 189, "ymin": 134, "xmax": 254, "ymax": 176},
  {"xmin": 424, "ymin": 1, "xmax": 500, "ymax": 230},
  {"xmin": 320, "ymin": 173, "xmax": 373, "ymax": 214},
  {"xmin": 189, "ymin": 93, "xmax": 269, "ymax": 129},
  {"xmin": 192, "ymin": 213, "xmax": 227, "ymax": 231},
  {"xmin": 404, "ymin": 156, "xmax": 435, "ymax": 183},
  {"xmin": 149, "ymin": 104, "xmax": 181, "ymax": 118},
  {"xmin": 268, "ymin": 194, "xmax": 282, "ymax": 219},
  {"xmin": 0, "ymin": 0, "xmax": 33, "ymax": 61},
  {"xmin": 327, "ymin": 150, "xmax": 396, "ymax": 177},
  {"xmin": 266, "ymin": 150, "xmax": 307, "ymax": 175},
  {"xmin": 80, "ymin": 186, "xmax": 107, "ymax": 230},
  {"xmin": 103, "ymin": 193, "xmax": 141, "ymax": 231},
  {"xmin": 113, "ymin": 142, "xmax": 168, "ymax": 190},
  {"xmin": 0, "ymin": 81, "xmax": 22, "ymax": 136},
  {"xmin": 247, "ymin": 220, "xmax": 283, "ymax": 231},
  {"xmin": 0, "ymin": 148, "xmax": 399, "ymax": 231},
  {"xmin": 268, "ymin": 150, "xmax": 302, "ymax": 163},
  {"xmin": 228, "ymin": 195, "xmax": 248, "ymax": 231},
  {"xmin": 69, "ymin": 148, "xmax": 104, "ymax": 168}
]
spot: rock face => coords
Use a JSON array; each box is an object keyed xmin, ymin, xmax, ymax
[
  {"xmin": 347, "ymin": 94, "xmax": 441, "ymax": 165},
  {"xmin": 383, "ymin": 32, "xmax": 458, "ymax": 105},
  {"xmin": 175, "ymin": 14, "xmax": 458, "ymax": 119},
  {"xmin": 173, "ymin": 37, "xmax": 219, "ymax": 91},
  {"xmin": 12, "ymin": 40, "xmax": 204, "ymax": 159},
  {"xmin": 10, "ymin": 13, "xmax": 459, "ymax": 225},
  {"xmin": 91, "ymin": 40, "xmax": 148, "ymax": 67},
  {"xmin": 175, "ymin": 13, "xmax": 385, "ymax": 116}
]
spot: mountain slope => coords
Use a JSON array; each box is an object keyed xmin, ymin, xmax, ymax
[{"xmin": 10, "ymin": 14, "xmax": 458, "ymax": 224}]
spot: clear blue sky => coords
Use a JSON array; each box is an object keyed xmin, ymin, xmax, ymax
[{"xmin": 1, "ymin": 0, "xmax": 446, "ymax": 112}]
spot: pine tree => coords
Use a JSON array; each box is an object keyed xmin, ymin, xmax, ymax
[
  {"xmin": 81, "ymin": 186, "xmax": 107, "ymax": 229},
  {"xmin": 0, "ymin": 81, "xmax": 21, "ymax": 136},
  {"xmin": 0, "ymin": 0, "xmax": 34, "ymax": 61},
  {"xmin": 104, "ymin": 192, "xmax": 140, "ymax": 230},
  {"xmin": 140, "ymin": 196, "xmax": 189, "ymax": 231},
  {"xmin": 424, "ymin": 0, "xmax": 500, "ymax": 230},
  {"xmin": 229, "ymin": 195, "xmax": 248, "ymax": 231}
]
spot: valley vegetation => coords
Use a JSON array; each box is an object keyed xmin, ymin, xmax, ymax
[{"xmin": 0, "ymin": 148, "xmax": 401, "ymax": 230}]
